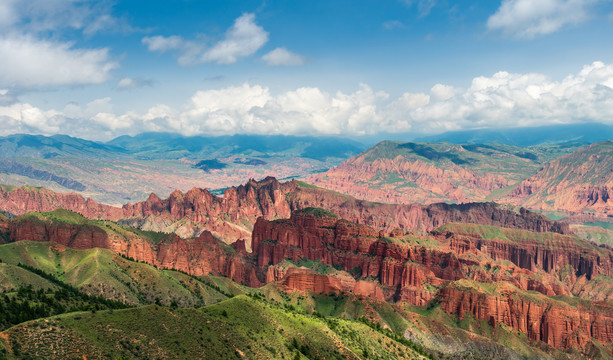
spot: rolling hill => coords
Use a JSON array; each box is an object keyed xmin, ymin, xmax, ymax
[
  {"xmin": 307, "ymin": 141, "xmax": 580, "ymax": 204},
  {"xmin": 503, "ymin": 141, "xmax": 613, "ymax": 217}
]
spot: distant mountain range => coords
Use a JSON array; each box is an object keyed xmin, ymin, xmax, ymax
[
  {"xmin": 308, "ymin": 140, "xmax": 612, "ymax": 222},
  {"xmin": 0, "ymin": 123, "xmax": 611, "ymax": 206},
  {"xmin": 0, "ymin": 133, "xmax": 365, "ymax": 205},
  {"xmin": 413, "ymin": 122, "xmax": 613, "ymax": 146}
]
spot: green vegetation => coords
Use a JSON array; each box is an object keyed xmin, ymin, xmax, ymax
[
  {"xmin": 0, "ymin": 241, "xmax": 235, "ymax": 307},
  {"xmin": 295, "ymin": 181, "xmax": 322, "ymax": 189},
  {"xmin": 0, "ymin": 281, "xmax": 128, "ymax": 331},
  {"xmin": 296, "ymin": 207, "xmax": 339, "ymax": 218},
  {"xmin": 1, "ymin": 294, "xmax": 429, "ymax": 360},
  {"xmin": 584, "ymin": 221, "xmax": 613, "ymax": 231}
]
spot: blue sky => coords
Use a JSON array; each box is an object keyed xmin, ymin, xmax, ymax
[{"xmin": 1, "ymin": 0, "xmax": 613, "ymax": 140}]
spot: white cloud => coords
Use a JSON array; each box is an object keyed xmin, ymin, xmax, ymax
[
  {"xmin": 143, "ymin": 13, "xmax": 268, "ymax": 66},
  {"xmin": 117, "ymin": 77, "xmax": 153, "ymax": 89},
  {"xmin": 4, "ymin": 0, "xmax": 133, "ymax": 35},
  {"xmin": 1, "ymin": 61, "xmax": 613, "ymax": 139},
  {"xmin": 262, "ymin": 47, "xmax": 305, "ymax": 66},
  {"xmin": 202, "ymin": 13, "xmax": 268, "ymax": 64},
  {"xmin": 0, "ymin": 0, "xmax": 17, "ymax": 29},
  {"xmin": 0, "ymin": 34, "xmax": 117, "ymax": 88},
  {"xmin": 487, "ymin": 0, "xmax": 594, "ymax": 37},
  {"xmin": 0, "ymin": 0, "xmax": 123, "ymax": 89},
  {"xmin": 430, "ymin": 84, "xmax": 456, "ymax": 100},
  {"xmin": 142, "ymin": 35, "xmax": 186, "ymax": 52}
]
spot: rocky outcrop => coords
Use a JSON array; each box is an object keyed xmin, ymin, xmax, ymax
[
  {"xmin": 307, "ymin": 156, "xmax": 510, "ymax": 204},
  {"xmin": 253, "ymin": 211, "xmax": 463, "ymax": 304},
  {"xmin": 0, "ymin": 178, "xmax": 571, "ymax": 249},
  {"xmin": 4, "ymin": 205, "xmax": 613, "ymax": 354},
  {"xmin": 0, "ymin": 185, "xmax": 122, "ymax": 219},
  {"xmin": 436, "ymin": 223, "xmax": 613, "ymax": 280},
  {"xmin": 251, "ymin": 211, "xmax": 613, "ymax": 352},
  {"xmin": 439, "ymin": 284, "xmax": 613, "ymax": 350},
  {"xmin": 7, "ymin": 216, "xmax": 259, "ymax": 286}
]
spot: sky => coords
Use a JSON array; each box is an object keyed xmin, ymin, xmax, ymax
[{"xmin": 0, "ymin": 0, "xmax": 613, "ymax": 141}]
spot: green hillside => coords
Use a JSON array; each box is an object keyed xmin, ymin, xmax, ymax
[
  {"xmin": 0, "ymin": 295, "xmax": 429, "ymax": 360},
  {"xmin": 0, "ymin": 241, "xmax": 241, "ymax": 307}
]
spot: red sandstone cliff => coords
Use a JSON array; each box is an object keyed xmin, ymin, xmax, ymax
[
  {"xmin": 439, "ymin": 283, "xmax": 613, "ymax": 350},
  {"xmin": 0, "ymin": 185, "xmax": 122, "ymax": 219},
  {"xmin": 3, "ymin": 206, "xmax": 612, "ymax": 353},
  {"xmin": 251, "ymin": 211, "xmax": 613, "ymax": 352},
  {"xmin": 8, "ymin": 215, "xmax": 259, "ymax": 287},
  {"xmin": 0, "ymin": 177, "xmax": 570, "ymax": 249}
]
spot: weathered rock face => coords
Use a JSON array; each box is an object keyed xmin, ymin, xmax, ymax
[
  {"xmin": 4, "ymin": 203, "xmax": 613, "ymax": 354},
  {"xmin": 0, "ymin": 186, "xmax": 122, "ymax": 219},
  {"xmin": 253, "ymin": 212, "xmax": 463, "ymax": 305},
  {"xmin": 7, "ymin": 218, "xmax": 259, "ymax": 286},
  {"xmin": 504, "ymin": 141, "xmax": 613, "ymax": 216},
  {"xmin": 439, "ymin": 285, "xmax": 613, "ymax": 350},
  {"xmin": 307, "ymin": 156, "xmax": 510, "ymax": 205},
  {"xmin": 437, "ymin": 223, "xmax": 613, "ymax": 281},
  {"xmin": 0, "ymin": 177, "xmax": 571, "ymax": 249},
  {"xmin": 307, "ymin": 141, "xmax": 612, "ymax": 219},
  {"xmin": 251, "ymin": 211, "xmax": 613, "ymax": 352}
]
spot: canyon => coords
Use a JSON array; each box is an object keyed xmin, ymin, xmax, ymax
[{"xmin": 2, "ymin": 202, "xmax": 612, "ymax": 356}]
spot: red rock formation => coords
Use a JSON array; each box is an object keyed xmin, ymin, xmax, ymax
[
  {"xmin": 250, "ymin": 211, "xmax": 613, "ymax": 352},
  {"xmin": 7, "ymin": 217, "xmax": 259, "ymax": 286},
  {"xmin": 0, "ymin": 177, "xmax": 570, "ymax": 250},
  {"xmin": 435, "ymin": 224, "xmax": 613, "ymax": 280},
  {"xmin": 439, "ymin": 284, "xmax": 613, "ymax": 350},
  {"xmin": 252, "ymin": 211, "xmax": 464, "ymax": 303},
  {"xmin": 0, "ymin": 186, "xmax": 122, "ymax": 219},
  {"xmin": 504, "ymin": 141, "xmax": 613, "ymax": 216},
  {"xmin": 4, "ymin": 205, "xmax": 613, "ymax": 354},
  {"xmin": 307, "ymin": 156, "xmax": 510, "ymax": 204}
]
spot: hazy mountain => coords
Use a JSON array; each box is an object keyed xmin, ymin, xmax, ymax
[{"xmin": 414, "ymin": 123, "xmax": 613, "ymax": 146}]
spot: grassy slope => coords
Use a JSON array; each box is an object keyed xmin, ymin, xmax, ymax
[
  {"xmin": 0, "ymin": 295, "xmax": 428, "ymax": 360},
  {"xmin": 361, "ymin": 141, "xmax": 576, "ymax": 180},
  {"xmin": 0, "ymin": 241, "xmax": 240, "ymax": 307}
]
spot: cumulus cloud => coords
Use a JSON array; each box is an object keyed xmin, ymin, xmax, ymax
[
  {"xmin": 143, "ymin": 13, "xmax": 268, "ymax": 66},
  {"xmin": 203, "ymin": 13, "xmax": 268, "ymax": 64},
  {"xmin": 0, "ymin": 34, "xmax": 117, "ymax": 88},
  {"xmin": 262, "ymin": 47, "xmax": 305, "ymax": 66},
  {"xmin": 1, "ymin": 61, "xmax": 613, "ymax": 139},
  {"xmin": 487, "ymin": 0, "xmax": 595, "ymax": 37},
  {"xmin": 0, "ymin": 0, "xmax": 123, "ymax": 89},
  {"xmin": 142, "ymin": 35, "xmax": 185, "ymax": 52}
]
